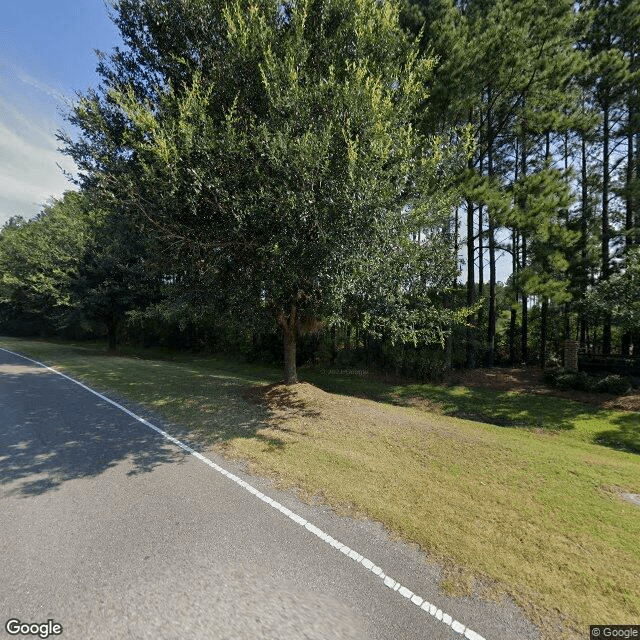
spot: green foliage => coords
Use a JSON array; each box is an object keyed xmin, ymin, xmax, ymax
[
  {"xmin": 63, "ymin": 0, "xmax": 468, "ymax": 379},
  {"xmin": 0, "ymin": 189, "xmax": 160, "ymax": 349},
  {"xmin": 0, "ymin": 193, "xmax": 91, "ymax": 335},
  {"xmin": 544, "ymin": 369, "xmax": 638, "ymax": 394},
  {"xmin": 593, "ymin": 374, "xmax": 635, "ymax": 394},
  {"xmin": 585, "ymin": 247, "xmax": 640, "ymax": 331},
  {"xmin": 70, "ymin": 199, "xmax": 161, "ymax": 351},
  {"xmin": 42, "ymin": 0, "xmax": 639, "ymax": 367}
]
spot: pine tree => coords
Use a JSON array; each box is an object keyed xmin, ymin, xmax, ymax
[{"xmin": 580, "ymin": 0, "xmax": 630, "ymax": 355}]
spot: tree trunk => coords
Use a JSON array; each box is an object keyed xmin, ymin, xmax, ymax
[
  {"xmin": 622, "ymin": 332, "xmax": 631, "ymax": 356},
  {"xmin": 580, "ymin": 130, "xmax": 589, "ymax": 349},
  {"xmin": 602, "ymin": 100, "xmax": 612, "ymax": 356},
  {"xmin": 636, "ymin": 113, "xmax": 640, "ymax": 244},
  {"xmin": 521, "ymin": 236, "xmax": 528, "ymax": 364},
  {"xmin": 478, "ymin": 205, "xmax": 484, "ymax": 300},
  {"xmin": 466, "ymin": 196, "xmax": 476, "ymax": 369},
  {"xmin": 509, "ymin": 309, "xmax": 517, "ymax": 365},
  {"xmin": 509, "ymin": 233, "xmax": 518, "ymax": 366},
  {"xmin": 330, "ymin": 325, "xmax": 338, "ymax": 365},
  {"xmin": 107, "ymin": 317, "xmax": 118, "ymax": 353},
  {"xmin": 520, "ymin": 130, "xmax": 528, "ymax": 364},
  {"xmin": 283, "ymin": 329, "xmax": 297, "ymax": 384},
  {"xmin": 453, "ymin": 207, "xmax": 459, "ymax": 289},
  {"xmin": 562, "ymin": 133, "xmax": 571, "ymax": 344},
  {"xmin": 486, "ymin": 99, "xmax": 496, "ymax": 367},
  {"xmin": 281, "ymin": 304, "xmax": 298, "ymax": 385},
  {"xmin": 540, "ymin": 297, "xmax": 548, "ymax": 368},
  {"xmin": 626, "ymin": 95, "xmax": 635, "ymax": 250},
  {"xmin": 487, "ymin": 218, "xmax": 496, "ymax": 367},
  {"xmin": 509, "ymin": 144, "xmax": 520, "ymax": 367},
  {"xmin": 622, "ymin": 93, "xmax": 636, "ymax": 355}
]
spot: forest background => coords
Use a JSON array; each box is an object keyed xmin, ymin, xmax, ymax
[{"xmin": 1, "ymin": 0, "xmax": 639, "ymax": 385}]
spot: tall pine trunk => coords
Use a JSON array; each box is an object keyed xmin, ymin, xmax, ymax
[
  {"xmin": 539, "ymin": 132, "xmax": 551, "ymax": 367},
  {"xmin": 626, "ymin": 93, "xmax": 636, "ymax": 251},
  {"xmin": 509, "ymin": 230, "xmax": 518, "ymax": 365},
  {"xmin": 622, "ymin": 92, "xmax": 636, "ymax": 355},
  {"xmin": 520, "ymin": 130, "xmax": 529, "ymax": 364},
  {"xmin": 562, "ymin": 131, "xmax": 571, "ymax": 343},
  {"xmin": 487, "ymin": 216, "xmax": 496, "ymax": 367},
  {"xmin": 466, "ymin": 195, "xmax": 476, "ymax": 369},
  {"xmin": 540, "ymin": 298, "xmax": 548, "ymax": 368},
  {"xmin": 521, "ymin": 236, "xmax": 528, "ymax": 364},
  {"xmin": 602, "ymin": 100, "xmax": 612, "ymax": 355},
  {"xmin": 486, "ymin": 94, "xmax": 496, "ymax": 367},
  {"xmin": 478, "ymin": 205, "xmax": 484, "ymax": 301},
  {"xmin": 453, "ymin": 206, "xmax": 459, "ymax": 289},
  {"xmin": 580, "ymin": 130, "xmax": 589, "ymax": 348}
]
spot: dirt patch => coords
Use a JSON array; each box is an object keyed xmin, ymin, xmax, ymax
[
  {"xmin": 602, "ymin": 393, "xmax": 640, "ymax": 411},
  {"xmin": 242, "ymin": 383, "xmax": 323, "ymax": 420},
  {"xmin": 601, "ymin": 485, "xmax": 640, "ymax": 508},
  {"xmin": 621, "ymin": 492, "xmax": 640, "ymax": 507},
  {"xmin": 446, "ymin": 366, "xmax": 640, "ymax": 411}
]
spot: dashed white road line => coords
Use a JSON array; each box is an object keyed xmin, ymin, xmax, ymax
[{"xmin": 1, "ymin": 346, "xmax": 488, "ymax": 640}]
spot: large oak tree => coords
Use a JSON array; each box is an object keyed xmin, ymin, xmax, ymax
[{"xmin": 63, "ymin": 0, "xmax": 465, "ymax": 383}]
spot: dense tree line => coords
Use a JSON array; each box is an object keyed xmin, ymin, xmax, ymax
[{"xmin": 1, "ymin": 0, "xmax": 639, "ymax": 382}]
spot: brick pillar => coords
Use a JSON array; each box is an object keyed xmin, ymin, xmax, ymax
[{"xmin": 563, "ymin": 340, "xmax": 579, "ymax": 371}]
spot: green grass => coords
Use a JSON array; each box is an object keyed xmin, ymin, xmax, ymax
[
  {"xmin": 2, "ymin": 337, "xmax": 639, "ymax": 640},
  {"xmin": 302, "ymin": 369, "xmax": 640, "ymax": 453}
]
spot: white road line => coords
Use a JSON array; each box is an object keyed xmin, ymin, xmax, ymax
[{"xmin": 1, "ymin": 346, "xmax": 487, "ymax": 640}]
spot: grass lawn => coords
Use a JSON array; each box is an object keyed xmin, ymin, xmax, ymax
[{"xmin": 2, "ymin": 337, "xmax": 639, "ymax": 640}]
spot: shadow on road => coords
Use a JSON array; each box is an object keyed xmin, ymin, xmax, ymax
[{"xmin": 0, "ymin": 364, "xmax": 187, "ymax": 497}]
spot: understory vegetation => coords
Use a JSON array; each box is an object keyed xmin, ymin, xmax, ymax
[{"xmin": 544, "ymin": 369, "xmax": 640, "ymax": 396}]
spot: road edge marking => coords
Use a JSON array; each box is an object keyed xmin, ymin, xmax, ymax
[{"xmin": 1, "ymin": 346, "xmax": 487, "ymax": 640}]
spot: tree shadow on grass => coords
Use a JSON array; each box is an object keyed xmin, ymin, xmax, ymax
[
  {"xmin": 594, "ymin": 412, "xmax": 640, "ymax": 454},
  {"xmin": 391, "ymin": 387, "xmax": 586, "ymax": 431},
  {"xmin": 243, "ymin": 384, "xmax": 321, "ymax": 419},
  {"xmin": 239, "ymin": 383, "xmax": 321, "ymax": 443},
  {"xmin": 305, "ymin": 374, "xmax": 587, "ymax": 431}
]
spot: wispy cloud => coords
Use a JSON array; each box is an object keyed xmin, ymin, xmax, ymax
[
  {"xmin": 16, "ymin": 70, "xmax": 66, "ymax": 103},
  {"xmin": 0, "ymin": 65, "xmax": 77, "ymax": 224}
]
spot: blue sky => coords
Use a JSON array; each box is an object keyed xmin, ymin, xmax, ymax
[{"xmin": 0, "ymin": 0, "xmax": 122, "ymax": 224}]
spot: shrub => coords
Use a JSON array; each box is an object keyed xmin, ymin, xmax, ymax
[
  {"xmin": 545, "ymin": 369, "xmax": 637, "ymax": 395},
  {"xmin": 593, "ymin": 374, "xmax": 633, "ymax": 395},
  {"xmin": 556, "ymin": 371, "xmax": 593, "ymax": 392}
]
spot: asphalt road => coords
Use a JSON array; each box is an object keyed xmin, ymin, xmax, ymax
[{"xmin": 0, "ymin": 348, "xmax": 541, "ymax": 640}]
